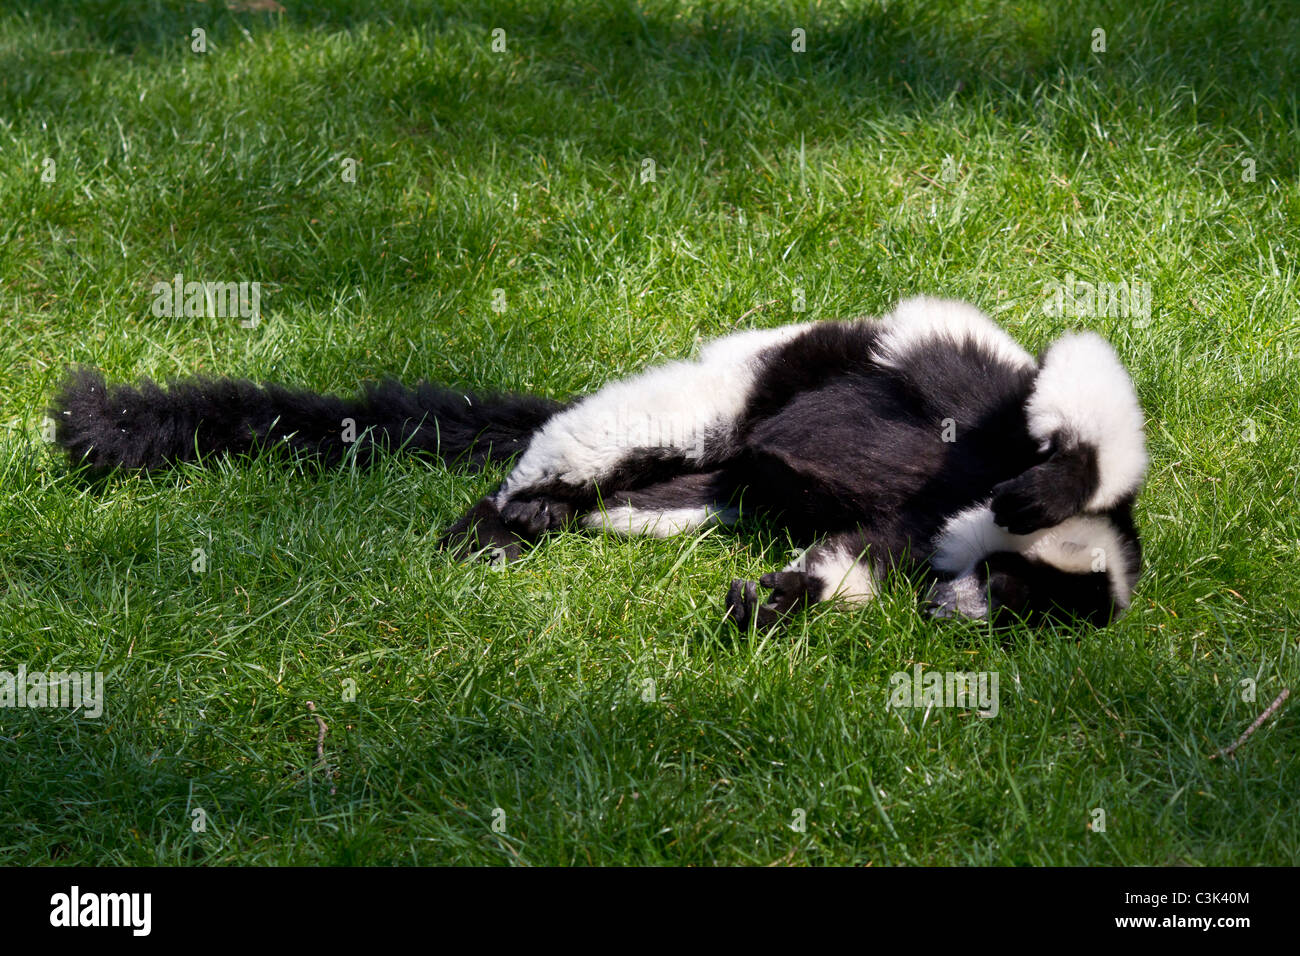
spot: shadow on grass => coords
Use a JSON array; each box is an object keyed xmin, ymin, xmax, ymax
[
  {"xmin": 2, "ymin": 0, "xmax": 1294, "ymax": 327},
  {"xmin": 5, "ymin": 0, "xmax": 1295, "ymax": 131}
]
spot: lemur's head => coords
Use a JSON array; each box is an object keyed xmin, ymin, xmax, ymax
[
  {"xmin": 928, "ymin": 329, "xmax": 1146, "ymax": 627},
  {"xmin": 927, "ymin": 502, "xmax": 1142, "ymax": 626}
]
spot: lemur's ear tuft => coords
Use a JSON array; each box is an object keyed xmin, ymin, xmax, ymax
[{"xmin": 1026, "ymin": 332, "xmax": 1147, "ymax": 511}]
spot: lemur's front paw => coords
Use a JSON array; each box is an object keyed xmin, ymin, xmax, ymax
[
  {"xmin": 991, "ymin": 446, "xmax": 1096, "ymax": 534},
  {"xmin": 499, "ymin": 495, "xmax": 573, "ymax": 536},
  {"xmin": 990, "ymin": 477, "xmax": 1053, "ymax": 535},
  {"xmin": 990, "ymin": 470, "xmax": 1077, "ymax": 535}
]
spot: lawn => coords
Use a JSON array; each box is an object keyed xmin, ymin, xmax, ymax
[{"xmin": 0, "ymin": 0, "xmax": 1297, "ymax": 865}]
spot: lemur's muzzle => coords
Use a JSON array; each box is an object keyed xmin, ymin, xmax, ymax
[
  {"xmin": 926, "ymin": 554, "xmax": 1037, "ymax": 623},
  {"xmin": 926, "ymin": 572, "xmax": 989, "ymax": 621}
]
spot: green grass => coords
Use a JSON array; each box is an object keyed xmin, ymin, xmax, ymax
[{"xmin": 1, "ymin": 0, "xmax": 1297, "ymax": 865}]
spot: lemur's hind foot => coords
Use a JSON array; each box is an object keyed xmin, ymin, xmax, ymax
[
  {"xmin": 438, "ymin": 490, "xmax": 581, "ymax": 563},
  {"xmin": 437, "ymin": 498, "xmax": 529, "ymax": 563},
  {"xmin": 498, "ymin": 494, "xmax": 575, "ymax": 537},
  {"xmin": 725, "ymin": 571, "xmax": 815, "ymax": 630}
]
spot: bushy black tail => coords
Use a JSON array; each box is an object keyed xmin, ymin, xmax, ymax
[{"xmin": 49, "ymin": 367, "xmax": 564, "ymax": 471}]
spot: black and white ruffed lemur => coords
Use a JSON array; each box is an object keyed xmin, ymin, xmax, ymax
[{"xmin": 50, "ymin": 296, "xmax": 1148, "ymax": 628}]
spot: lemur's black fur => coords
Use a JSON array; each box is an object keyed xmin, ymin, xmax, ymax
[{"xmin": 50, "ymin": 297, "xmax": 1148, "ymax": 628}]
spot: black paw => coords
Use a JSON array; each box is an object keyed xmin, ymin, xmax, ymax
[
  {"xmin": 437, "ymin": 499, "xmax": 525, "ymax": 563},
  {"xmin": 500, "ymin": 495, "xmax": 573, "ymax": 536},
  {"xmin": 758, "ymin": 571, "xmax": 813, "ymax": 615},
  {"xmin": 990, "ymin": 476, "xmax": 1056, "ymax": 535},
  {"xmin": 726, "ymin": 571, "xmax": 812, "ymax": 630},
  {"xmin": 990, "ymin": 472, "xmax": 1079, "ymax": 534},
  {"xmin": 725, "ymin": 579, "xmax": 759, "ymax": 629},
  {"xmin": 991, "ymin": 446, "xmax": 1096, "ymax": 534}
]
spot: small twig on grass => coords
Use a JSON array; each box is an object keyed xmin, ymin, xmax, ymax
[
  {"xmin": 306, "ymin": 701, "xmax": 327, "ymax": 762},
  {"xmin": 1075, "ymin": 667, "xmax": 1124, "ymax": 736},
  {"xmin": 734, "ymin": 299, "xmax": 777, "ymax": 327},
  {"xmin": 306, "ymin": 701, "xmax": 336, "ymax": 793},
  {"xmin": 911, "ymin": 169, "xmax": 950, "ymax": 192},
  {"xmin": 1212, "ymin": 687, "xmax": 1291, "ymax": 760}
]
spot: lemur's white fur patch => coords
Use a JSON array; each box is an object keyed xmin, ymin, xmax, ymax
[
  {"xmin": 498, "ymin": 323, "xmax": 810, "ymax": 501},
  {"xmin": 930, "ymin": 504, "xmax": 1013, "ymax": 576},
  {"xmin": 1026, "ymin": 332, "xmax": 1147, "ymax": 510},
  {"xmin": 793, "ymin": 543, "xmax": 878, "ymax": 605},
  {"xmin": 930, "ymin": 503, "xmax": 1133, "ymax": 607},
  {"xmin": 873, "ymin": 296, "xmax": 1035, "ymax": 371},
  {"xmin": 583, "ymin": 504, "xmax": 740, "ymax": 537}
]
